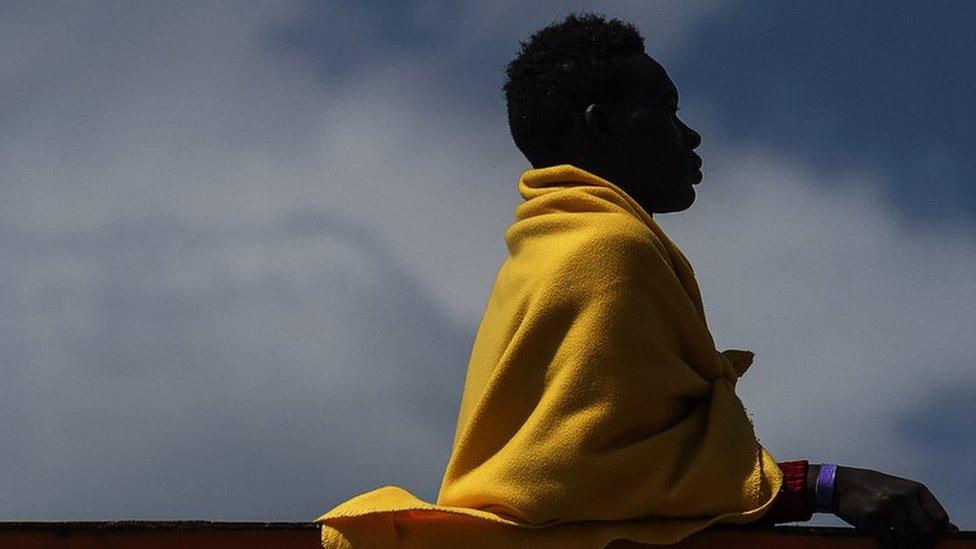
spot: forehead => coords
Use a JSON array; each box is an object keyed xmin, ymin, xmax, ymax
[{"xmin": 624, "ymin": 53, "xmax": 678, "ymax": 103}]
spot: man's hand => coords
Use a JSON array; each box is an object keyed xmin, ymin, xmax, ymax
[{"xmin": 816, "ymin": 464, "xmax": 957, "ymax": 548}]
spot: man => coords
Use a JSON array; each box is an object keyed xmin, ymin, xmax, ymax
[{"xmin": 317, "ymin": 13, "xmax": 956, "ymax": 548}]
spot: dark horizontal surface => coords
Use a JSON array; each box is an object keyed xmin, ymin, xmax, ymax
[
  {"xmin": 0, "ymin": 521, "xmax": 971, "ymax": 537},
  {"xmin": 1, "ymin": 522, "xmax": 972, "ymax": 549},
  {"xmin": 0, "ymin": 521, "xmax": 319, "ymax": 531}
]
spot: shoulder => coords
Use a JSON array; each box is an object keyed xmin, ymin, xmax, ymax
[{"xmin": 529, "ymin": 212, "xmax": 673, "ymax": 293}]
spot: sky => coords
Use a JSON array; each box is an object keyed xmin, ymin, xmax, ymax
[{"xmin": 2, "ymin": 0, "xmax": 974, "ymax": 528}]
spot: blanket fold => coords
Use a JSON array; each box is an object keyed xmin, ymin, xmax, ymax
[{"xmin": 316, "ymin": 164, "xmax": 782, "ymax": 548}]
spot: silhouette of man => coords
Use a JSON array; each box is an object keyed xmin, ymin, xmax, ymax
[
  {"xmin": 502, "ymin": 11, "xmax": 957, "ymax": 549},
  {"xmin": 318, "ymin": 12, "xmax": 957, "ymax": 549}
]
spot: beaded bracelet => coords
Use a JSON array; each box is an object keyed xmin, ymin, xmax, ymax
[{"xmin": 815, "ymin": 463, "xmax": 838, "ymax": 513}]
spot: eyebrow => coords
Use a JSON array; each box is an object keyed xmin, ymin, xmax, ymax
[{"xmin": 649, "ymin": 79, "xmax": 678, "ymax": 106}]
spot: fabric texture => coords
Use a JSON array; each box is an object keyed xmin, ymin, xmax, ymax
[{"xmin": 315, "ymin": 164, "xmax": 784, "ymax": 548}]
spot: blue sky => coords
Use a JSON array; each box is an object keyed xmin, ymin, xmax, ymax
[
  {"xmin": 675, "ymin": 2, "xmax": 976, "ymax": 224},
  {"xmin": 2, "ymin": 1, "xmax": 973, "ymax": 528}
]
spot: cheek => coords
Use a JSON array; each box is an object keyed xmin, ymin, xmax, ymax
[
  {"xmin": 663, "ymin": 122, "xmax": 685, "ymax": 152},
  {"xmin": 636, "ymin": 120, "xmax": 683, "ymax": 157},
  {"xmin": 661, "ymin": 128, "xmax": 688, "ymax": 170}
]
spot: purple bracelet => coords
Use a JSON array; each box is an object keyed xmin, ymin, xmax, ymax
[{"xmin": 815, "ymin": 463, "xmax": 838, "ymax": 513}]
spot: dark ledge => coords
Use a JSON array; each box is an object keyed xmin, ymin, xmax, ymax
[
  {"xmin": 0, "ymin": 521, "xmax": 319, "ymax": 531},
  {"xmin": 0, "ymin": 521, "xmax": 971, "ymax": 549}
]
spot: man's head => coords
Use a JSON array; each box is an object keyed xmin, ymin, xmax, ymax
[{"xmin": 504, "ymin": 13, "xmax": 702, "ymax": 214}]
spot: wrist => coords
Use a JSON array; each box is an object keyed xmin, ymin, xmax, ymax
[
  {"xmin": 807, "ymin": 463, "xmax": 841, "ymax": 513},
  {"xmin": 806, "ymin": 463, "xmax": 821, "ymax": 512}
]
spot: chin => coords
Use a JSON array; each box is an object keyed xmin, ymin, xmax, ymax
[{"xmin": 652, "ymin": 185, "xmax": 696, "ymax": 214}]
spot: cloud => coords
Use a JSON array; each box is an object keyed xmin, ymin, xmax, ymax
[
  {"xmin": 1, "ymin": 0, "xmax": 971, "ymax": 529},
  {"xmin": 660, "ymin": 121, "xmax": 976, "ymax": 525},
  {"xmin": 0, "ymin": 210, "xmax": 472, "ymax": 519},
  {"xmin": 665, "ymin": 2, "xmax": 976, "ymax": 224}
]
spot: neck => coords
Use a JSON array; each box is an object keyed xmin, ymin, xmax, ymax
[{"xmin": 565, "ymin": 159, "xmax": 654, "ymax": 218}]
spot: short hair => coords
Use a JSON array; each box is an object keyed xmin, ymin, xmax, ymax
[{"xmin": 503, "ymin": 12, "xmax": 646, "ymax": 167}]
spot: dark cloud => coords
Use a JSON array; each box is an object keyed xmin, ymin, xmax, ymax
[
  {"xmin": 2, "ymin": 1, "xmax": 973, "ymax": 528},
  {"xmin": 671, "ymin": 1, "xmax": 976, "ymax": 225},
  {"xmin": 0, "ymin": 211, "xmax": 470, "ymax": 519},
  {"xmin": 894, "ymin": 381, "xmax": 976, "ymax": 524}
]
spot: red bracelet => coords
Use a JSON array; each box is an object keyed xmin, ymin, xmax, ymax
[{"xmin": 772, "ymin": 460, "xmax": 814, "ymax": 522}]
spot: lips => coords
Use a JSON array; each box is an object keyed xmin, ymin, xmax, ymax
[{"xmin": 686, "ymin": 153, "xmax": 703, "ymax": 184}]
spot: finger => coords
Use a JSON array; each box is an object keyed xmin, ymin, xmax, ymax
[
  {"xmin": 914, "ymin": 488, "xmax": 953, "ymax": 548},
  {"xmin": 857, "ymin": 507, "xmax": 898, "ymax": 547},
  {"xmin": 873, "ymin": 525, "xmax": 900, "ymax": 549},
  {"xmin": 887, "ymin": 504, "xmax": 917, "ymax": 549},
  {"xmin": 901, "ymin": 495, "xmax": 941, "ymax": 548},
  {"xmin": 867, "ymin": 511, "xmax": 912, "ymax": 549},
  {"xmin": 916, "ymin": 486, "xmax": 950, "ymax": 528}
]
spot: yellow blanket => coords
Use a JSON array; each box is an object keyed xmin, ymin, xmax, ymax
[{"xmin": 315, "ymin": 164, "xmax": 782, "ymax": 548}]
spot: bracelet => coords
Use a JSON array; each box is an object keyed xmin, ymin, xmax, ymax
[{"xmin": 815, "ymin": 463, "xmax": 838, "ymax": 513}]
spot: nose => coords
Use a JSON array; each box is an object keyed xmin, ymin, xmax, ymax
[{"xmin": 681, "ymin": 122, "xmax": 701, "ymax": 150}]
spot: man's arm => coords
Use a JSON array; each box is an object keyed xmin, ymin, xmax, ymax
[
  {"xmin": 754, "ymin": 461, "xmax": 957, "ymax": 548},
  {"xmin": 815, "ymin": 464, "xmax": 958, "ymax": 547}
]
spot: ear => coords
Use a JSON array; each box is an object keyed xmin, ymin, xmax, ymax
[{"xmin": 583, "ymin": 103, "xmax": 615, "ymax": 145}]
